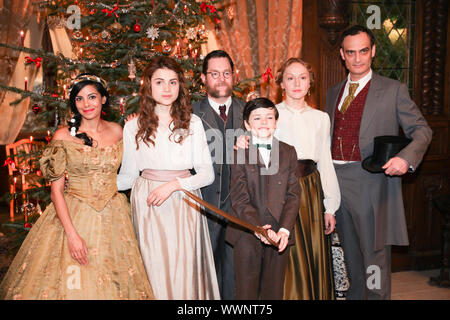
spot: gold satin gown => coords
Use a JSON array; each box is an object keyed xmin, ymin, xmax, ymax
[
  {"xmin": 284, "ymin": 171, "xmax": 335, "ymax": 300},
  {"xmin": 0, "ymin": 140, "xmax": 154, "ymax": 300}
]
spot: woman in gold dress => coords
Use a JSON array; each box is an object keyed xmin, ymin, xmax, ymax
[{"xmin": 0, "ymin": 74, "xmax": 154, "ymax": 300}]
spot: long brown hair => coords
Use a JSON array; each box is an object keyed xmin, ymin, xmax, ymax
[{"xmin": 136, "ymin": 56, "xmax": 192, "ymax": 149}]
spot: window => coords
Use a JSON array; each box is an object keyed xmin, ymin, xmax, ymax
[{"xmin": 350, "ymin": 1, "xmax": 416, "ymax": 92}]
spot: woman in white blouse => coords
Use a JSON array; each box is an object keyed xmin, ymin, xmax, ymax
[
  {"xmin": 275, "ymin": 58, "xmax": 340, "ymax": 299},
  {"xmin": 117, "ymin": 56, "xmax": 219, "ymax": 300}
]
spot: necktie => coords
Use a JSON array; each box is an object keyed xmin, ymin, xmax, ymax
[
  {"xmin": 340, "ymin": 83, "xmax": 359, "ymax": 114},
  {"xmin": 219, "ymin": 105, "xmax": 227, "ymax": 122},
  {"xmin": 256, "ymin": 143, "xmax": 272, "ymax": 150}
]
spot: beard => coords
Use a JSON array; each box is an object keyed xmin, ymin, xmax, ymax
[{"xmin": 205, "ymin": 81, "xmax": 233, "ymax": 99}]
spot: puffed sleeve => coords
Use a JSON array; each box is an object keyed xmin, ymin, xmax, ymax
[
  {"xmin": 38, "ymin": 140, "xmax": 66, "ymax": 181},
  {"xmin": 117, "ymin": 119, "xmax": 140, "ymax": 191}
]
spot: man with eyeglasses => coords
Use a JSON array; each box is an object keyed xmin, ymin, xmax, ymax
[{"xmin": 192, "ymin": 50, "xmax": 245, "ymax": 300}]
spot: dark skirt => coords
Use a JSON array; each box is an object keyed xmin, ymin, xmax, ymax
[{"xmin": 283, "ymin": 161, "xmax": 335, "ymax": 300}]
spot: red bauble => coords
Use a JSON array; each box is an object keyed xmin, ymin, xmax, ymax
[
  {"xmin": 133, "ymin": 22, "xmax": 141, "ymax": 32},
  {"xmin": 24, "ymin": 222, "xmax": 32, "ymax": 228},
  {"xmin": 32, "ymin": 104, "xmax": 42, "ymax": 115}
]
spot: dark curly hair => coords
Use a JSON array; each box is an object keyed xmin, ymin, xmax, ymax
[
  {"xmin": 68, "ymin": 73, "xmax": 109, "ymax": 147},
  {"xmin": 136, "ymin": 56, "xmax": 192, "ymax": 149}
]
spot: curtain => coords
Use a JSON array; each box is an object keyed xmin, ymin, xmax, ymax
[
  {"xmin": 0, "ymin": 0, "xmax": 42, "ymax": 144},
  {"xmin": 0, "ymin": 1, "xmax": 73, "ymax": 145},
  {"xmin": 0, "ymin": 0, "xmax": 34, "ymax": 105},
  {"xmin": 20, "ymin": 24, "xmax": 73, "ymax": 133},
  {"xmin": 208, "ymin": 0, "xmax": 303, "ymax": 102}
]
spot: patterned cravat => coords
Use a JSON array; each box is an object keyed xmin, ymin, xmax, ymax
[
  {"xmin": 340, "ymin": 83, "xmax": 359, "ymax": 114},
  {"xmin": 219, "ymin": 105, "xmax": 227, "ymax": 122}
]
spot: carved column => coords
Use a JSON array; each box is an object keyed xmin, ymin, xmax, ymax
[
  {"xmin": 317, "ymin": 0, "xmax": 350, "ymax": 107},
  {"xmin": 421, "ymin": 0, "xmax": 448, "ymax": 115},
  {"xmin": 421, "ymin": 0, "xmax": 433, "ymax": 114},
  {"xmin": 401, "ymin": 0, "xmax": 450, "ymax": 271},
  {"xmin": 317, "ymin": 0, "xmax": 349, "ymax": 46},
  {"xmin": 432, "ymin": 0, "xmax": 448, "ymax": 115}
]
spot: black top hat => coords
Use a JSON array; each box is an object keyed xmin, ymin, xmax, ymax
[{"xmin": 362, "ymin": 135, "xmax": 411, "ymax": 173}]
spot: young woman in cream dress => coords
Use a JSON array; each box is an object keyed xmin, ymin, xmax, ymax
[{"xmin": 117, "ymin": 57, "xmax": 219, "ymax": 300}]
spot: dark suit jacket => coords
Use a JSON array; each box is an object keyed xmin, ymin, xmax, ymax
[
  {"xmin": 226, "ymin": 138, "xmax": 301, "ymax": 246},
  {"xmin": 192, "ymin": 97, "xmax": 245, "ymax": 210},
  {"xmin": 325, "ymin": 72, "xmax": 432, "ymax": 250}
]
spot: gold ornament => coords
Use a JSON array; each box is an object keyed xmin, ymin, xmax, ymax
[
  {"xmin": 186, "ymin": 27, "xmax": 196, "ymax": 40},
  {"xmin": 101, "ymin": 30, "xmax": 111, "ymax": 40},
  {"xmin": 246, "ymin": 91, "xmax": 261, "ymax": 102},
  {"xmin": 128, "ymin": 59, "xmax": 136, "ymax": 79},
  {"xmin": 109, "ymin": 21, "xmax": 123, "ymax": 32}
]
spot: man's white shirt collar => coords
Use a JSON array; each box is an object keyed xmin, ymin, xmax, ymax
[
  {"xmin": 346, "ymin": 69, "xmax": 373, "ymax": 97},
  {"xmin": 208, "ymin": 96, "xmax": 232, "ymax": 116}
]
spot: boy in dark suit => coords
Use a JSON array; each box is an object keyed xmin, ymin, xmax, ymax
[{"xmin": 227, "ymin": 97, "xmax": 301, "ymax": 300}]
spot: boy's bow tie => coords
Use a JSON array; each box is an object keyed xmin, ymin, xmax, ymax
[{"xmin": 256, "ymin": 143, "xmax": 272, "ymax": 150}]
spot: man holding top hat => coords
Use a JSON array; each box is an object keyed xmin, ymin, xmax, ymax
[{"xmin": 325, "ymin": 25, "xmax": 432, "ymax": 300}]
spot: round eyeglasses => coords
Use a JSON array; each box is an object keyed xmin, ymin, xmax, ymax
[{"xmin": 206, "ymin": 71, "xmax": 233, "ymax": 79}]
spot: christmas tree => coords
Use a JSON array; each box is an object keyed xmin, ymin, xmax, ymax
[{"xmin": 1, "ymin": 0, "xmax": 223, "ymax": 234}]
